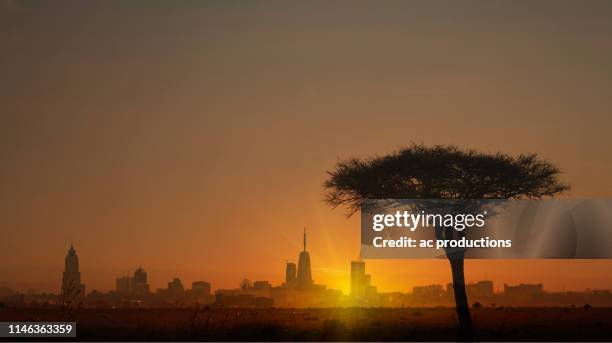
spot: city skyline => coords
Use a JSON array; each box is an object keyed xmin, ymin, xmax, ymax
[
  {"xmin": 5, "ymin": 239, "xmax": 612, "ymax": 310},
  {"xmin": 4, "ymin": 231, "xmax": 611, "ymax": 297}
]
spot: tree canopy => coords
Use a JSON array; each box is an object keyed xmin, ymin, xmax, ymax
[{"xmin": 324, "ymin": 144, "xmax": 569, "ymax": 216}]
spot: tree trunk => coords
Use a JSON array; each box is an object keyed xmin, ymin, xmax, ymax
[{"xmin": 449, "ymin": 257, "xmax": 473, "ymax": 340}]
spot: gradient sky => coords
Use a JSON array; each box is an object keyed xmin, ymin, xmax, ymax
[{"xmin": 2, "ymin": 0, "xmax": 612, "ymax": 294}]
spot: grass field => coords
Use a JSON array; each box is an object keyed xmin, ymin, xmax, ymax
[{"xmin": 1, "ymin": 307, "xmax": 611, "ymax": 341}]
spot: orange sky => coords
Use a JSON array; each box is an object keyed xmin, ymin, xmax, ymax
[{"xmin": 1, "ymin": 1, "xmax": 612, "ymax": 294}]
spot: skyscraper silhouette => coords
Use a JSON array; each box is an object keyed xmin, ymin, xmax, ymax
[
  {"xmin": 132, "ymin": 266, "xmax": 150, "ymax": 296},
  {"xmin": 351, "ymin": 260, "xmax": 366, "ymax": 299},
  {"xmin": 285, "ymin": 262, "xmax": 296, "ymax": 285},
  {"xmin": 61, "ymin": 243, "xmax": 85, "ymax": 304},
  {"xmin": 134, "ymin": 266, "xmax": 147, "ymax": 284},
  {"xmin": 296, "ymin": 227, "xmax": 313, "ymax": 288}
]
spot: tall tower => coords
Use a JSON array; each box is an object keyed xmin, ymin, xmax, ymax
[
  {"xmin": 296, "ymin": 227, "xmax": 313, "ymax": 288},
  {"xmin": 61, "ymin": 243, "xmax": 85, "ymax": 303}
]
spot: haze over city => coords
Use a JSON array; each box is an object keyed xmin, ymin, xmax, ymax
[{"xmin": 2, "ymin": 0, "xmax": 612, "ymax": 295}]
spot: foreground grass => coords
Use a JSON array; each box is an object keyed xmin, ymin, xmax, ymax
[{"xmin": 1, "ymin": 307, "xmax": 611, "ymax": 341}]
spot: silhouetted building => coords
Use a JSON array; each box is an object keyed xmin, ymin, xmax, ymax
[
  {"xmin": 274, "ymin": 229, "xmax": 341, "ymax": 307},
  {"xmin": 116, "ymin": 275, "xmax": 132, "ymax": 294},
  {"xmin": 61, "ymin": 243, "xmax": 85, "ymax": 305},
  {"xmin": 215, "ymin": 280, "xmax": 275, "ymax": 308},
  {"xmin": 296, "ymin": 228, "xmax": 313, "ymax": 288},
  {"xmin": 252, "ymin": 280, "xmax": 272, "ymax": 297},
  {"xmin": 468, "ymin": 280, "xmax": 494, "ymax": 298},
  {"xmin": 132, "ymin": 266, "xmax": 150, "ymax": 295},
  {"xmin": 114, "ymin": 267, "xmax": 149, "ymax": 298},
  {"xmin": 153, "ymin": 277, "xmax": 187, "ymax": 303},
  {"xmin": 350, "ymin": 260, "xmax": 378, "ymax": 305},
  {"xmin": 168, "ymin": 278, "xmax": 184, "ymax": 294},
  {"xmin": 504, "ymin": 283, "xmax": 544, "ymax": 298},
  {"xmin": 413, "ymin": 284, "xmax": 446, "ymax": 299},
  {"xmin": 351, "ymin": 261, "xmax": 366, "ymax": 299},
  {"xmin": 253, "ymin": 281, "xmax": 270, "ymax": 288},
  {"xmin": 447, "ymin": 280, "xmax": 494, "ymax": 299},
  {"xmin": 192, "ymin": 281, "xmax": 212, "ymax": 304},
  {"xmin": 192, "ymin": 281, "xmax": 211, "ymax": 297},
  {"xmin": 134, "ymin": 266, "xmax": 147, "ymax": 284},
  {"xmin": 285, "ymin": 262, "xmax": 296, "ymax": 286}
]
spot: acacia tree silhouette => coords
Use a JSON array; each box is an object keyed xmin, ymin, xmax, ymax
[{"xmin": 323, "ymin": 144, "xmax": 568, "ymax": 338}]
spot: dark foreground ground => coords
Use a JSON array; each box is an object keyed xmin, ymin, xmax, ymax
[{"xmin": 1, "ymin": 307, "xmax": 612, "ymax": 341}]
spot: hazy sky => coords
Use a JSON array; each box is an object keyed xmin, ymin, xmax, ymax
[{"xmin": 2, "ymin": 0, "xmax": 612, "ymax": 294}]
